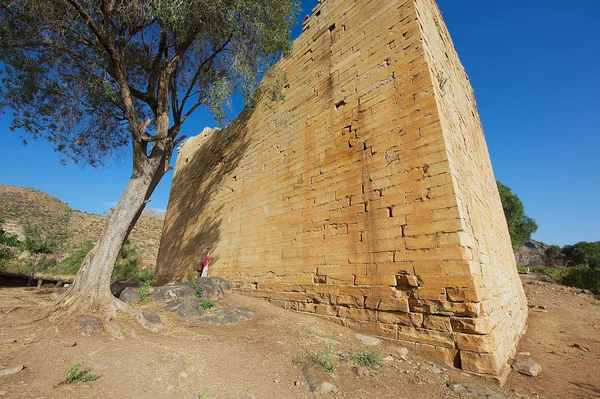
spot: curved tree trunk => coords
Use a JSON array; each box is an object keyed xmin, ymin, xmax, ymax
[{"xmin": 54, "ymin": 153, "xmax": 168, "ymax": 318}]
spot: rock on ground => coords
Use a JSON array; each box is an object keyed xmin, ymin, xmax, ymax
[
  {"xmin": 199, "ymin": 306, "xmax": 255, "ymax": 325},
  {"xmin": 75, "ymin": 315, "xmax": 103, "ymax": 336},
  {"xmin": 355, "ymin": 334, "xmax": 381, "ymax": 346},
  {"xmin": 119, "ymin": 287, "xmax": 141, "ymax": 304},
  {"xmin": 302, "ymin": 363, "xmax": 336, "ymax": 394},
  {"xmin": 148, "ymin": 284, "xmax": 196, "ymax": 302},
  {"xmin": 177, "ymin": 300, "xmax": 206, "ymax": 319},
  {"xmin": 512, "ymin": 358, "xmax": 542, "ymax": 376},
  {"xmin": 0, "ymin": 365, "xmax": 24, "ymax": 377},
  {"xmin": 448, "ymin": 382, "xmax": 504, "ymax": 399},
  {"xmin": 192, "ymin": 277, "xmax": 231, "ymax": 301},
  {"xmin": 139, "ymin": 311, "xmax": 163, "ymax": 333}
]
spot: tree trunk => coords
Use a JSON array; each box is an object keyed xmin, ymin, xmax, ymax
[{"xmin": 54, "ymin": 154, "xmax": 167, "ymax": 318}]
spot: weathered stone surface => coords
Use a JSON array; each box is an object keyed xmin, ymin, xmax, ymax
[
  {"xmin": 192, "ymin": 277, "xmax": 229, "ymax": 301},
  {"xmin": 177, "ymin": 300, "xmax": 206, "ymax": 319},
  {"xmin": 355, "ymin": 334, "xmax": 382, "ymax": 346},
  {"xmin": 199, "ymin": 306, "xmax": 255, "ymax": 326},
  {"xmin": 448, "ymin": 382, "xmax": 504, "ymax": 399},
  {"xmin": 154, "ymin": 0, "xmax": 528, "ymax": 377},
  {"xmin": 512, "ymin": 358, "xmax": 542, "ymax": 377},
  {"xmin": 139, "ymin": 311, "xmax": 163, "ymax": 333},
  {"xmin": 148, "ymin": 284, "xmax": 196, "ymax": 302},
  {"xmin": 301, "ymin": 363, "xmax": 336, "ymax": 394},
  {"xmin": 0, "ymin": 365, "xmax": 24, "ymax": 377},
  {"xmin": 75, "ymin": 315, "xmax": 103, "ymax": 336},
  {"xmin": 119, "ymin": 287, "xmax": 141, "ymax": 304}
]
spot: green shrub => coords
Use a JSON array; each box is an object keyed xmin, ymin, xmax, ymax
[
  {"xmin": 36, "ymin": 255, "xmax": 57, "ymax": 271},
  {"xmin": 312, "ymin": 344, "xmax": 335, "ymax": 374},
  {"xmin": 200, "ymin": 300, "xmax": 214, "ymax": 310},
  {"xmin": 139, "ymin": 280, "xmax": 151, "ymax": 302},
  {"xmin": 349, "ymin": 351, "xmax": 382, "ymax": 369},
  {"xmin": 535, "ymin": 266, "xmax": 600, "ymax": 295},
  {"xmin": 55, "ymin": 361, "xmax": 99, "ymax": 387},
  {"xmin": 47, "ymin": 241, "xmax": 94, "ymax": 275}
]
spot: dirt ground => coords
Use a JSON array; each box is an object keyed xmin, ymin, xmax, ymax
[{"xmin": 0, "ymin": 274, "xmax": 599, "ymax": 399}]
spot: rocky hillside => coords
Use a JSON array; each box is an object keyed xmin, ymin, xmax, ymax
[
  {"xmin": 515, "ymin": 240, "xmax": 549, "ymax": 268},
  {"xmin": 0, "ymin": 185, "xmax": 163, "ymax": 266}
]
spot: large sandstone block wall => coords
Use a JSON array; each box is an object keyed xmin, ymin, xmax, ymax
[{"xmin": 155, "ymin": 0, "xmax": 527, "ymax": 378}]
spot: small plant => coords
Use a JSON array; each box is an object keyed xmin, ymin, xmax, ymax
[
  {"xmin": 189, "ymin": 280, "xmax": 204, "ymax": 298},
  {"xmin": 139, "ymin": 280, "xmax": 151, "ymax": 302},
  {"xmin": 55, "ymin": 361, "xmax": 99, "ymax": 387},
  {"xmin": 349, "ymin": 351, "xmax": 382, "ymax": 369},
  {"xmin": 200, "ymin": 300, "xmax": 214, "ymax": 310},
  {"xmin": 312, "ymin": 344, "xmax": 336, "ymax": 374}
]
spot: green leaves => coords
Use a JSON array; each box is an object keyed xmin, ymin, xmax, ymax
[
  {"xmin": 0, "ymin": 0, "xmax": 299, "ymax": 164},
  {"xmin": 497, "ymin": 181, "xmax": 538, "ymax": 249}
]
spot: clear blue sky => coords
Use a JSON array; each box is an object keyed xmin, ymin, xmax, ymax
[{"xmin": 0, "ymin": 0, "xmax": 598, "ymax": 246}]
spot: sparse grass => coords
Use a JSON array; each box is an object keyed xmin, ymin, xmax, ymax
[
  {"xmin": 139, "ymin": 280, "xmax": 151, "ymax": 302},
  {"xmin": 349, "ymin": 351, "xmax": 382, "ymax": 369},
  {"xmin": 312, "ymin": 344, "xmax": 336, "ymax": 374},
  {"xmin": 54, "ymin": 361, "xmax": 99, "ymax": 387},
  {"xmin": 200, "ymin": 300, "xmax": 214, "ymax": 310},
  {"xmin": 199, "ymin": 393, "xmax": 213, "ymax": 399},
  {"xmin": 517, "ymin": 265, "xmax": 529, "ymax": 273},
  {"xmin": 190, "ymin": 280, "xmax": 204, "ymax": 298}
]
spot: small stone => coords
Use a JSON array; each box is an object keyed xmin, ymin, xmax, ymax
[
  {"xmin": 572, "ymin": 343, "xmax": 591, "ymax": 352},
  {"xmin": 517, "ymin": 352, "xmax": 530, "ymax": 356},
  {"xmin": 0, "ymin": 339, "xmax": 16, "ymax": 344},
  {"xmin": 512, "ymin": 358, "xmax": 542, "ymax": 377},
  {"xmin": 294, "ymin": 380, "xmax": 302, "ymax": 386},
  {"xmin": 75, "ymin": 315, "xmax": 104, "ymax": 336},
  {"xmin": 165, "ymin": 300, "xmax": 182, "ymax": 312},
  {"xmin": 427, "ymin": 364, "xmax": 444, "ymax": 375},
  {"xmin": 350, "ymin": 366, "xmax": 369, "ymax": 377},
  {"xmin": 138, "ymin": 311, "xmax": 163, "ymax": 332},
  {"xmin": 0, "ymin": 365, "xmax": 24, "ymax": 377},
  {"xmin": 302, "ymin": 363, "xmax": 336, "ymax": 394},
  {"xmin": 448, "ymin": 382, "xmax": 504, "ymax": 399},
  {"xmin": 383, "ymin": 356, "xmax": 394, "ymax": 362},
  {"xmin": 61, "ymin": 341, "xmax": 77, "ymax": 347},
  {"xmin": 355, "ymin": 334, "xmax": 381, "ymax": 346},
  {"xmin": 0, "ymin": 390, "xmax": 6, "ymax": 395},
  {"xmin": 397, "ymin": 347, "xmax": 409, "ymax": 356}
]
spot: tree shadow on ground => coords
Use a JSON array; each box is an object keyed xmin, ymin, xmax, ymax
[{"xmin": 154, "ymin": 110, "xmax": 252, "ymax": 284}]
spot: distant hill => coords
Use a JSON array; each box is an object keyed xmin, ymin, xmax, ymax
[
  {"xmin": 141, "ymin": 208, "xmax": 166, "ymax": 220},
  {"xmin": 0, "ymin": 185, "xmax": 163, "ymax": 266},
  {"xmin": 515, "ymin": 239, "xmax": 549, "ymax": 268}
]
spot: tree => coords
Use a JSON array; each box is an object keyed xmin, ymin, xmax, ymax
[
  {"xmin": 497, "ymin": 181, "xmax": 538, "ymax": 250},
  {"xmin": 0, "ymin": 217, "xmax": 20, "ymax": 264},
  {"xmin": 23, "ymin": 226, "xmax": 53, "ymax": 285},
  {"xmin": 561, "ymin": 241, "xmax": 600, "ymax": 268},
  {"xmin": 543, "ymin": 244, "xmax": 564, "ymax": 267},
  {"xmin": 0, "ymin": 0, "xmax": 297, "ymax": 317}
]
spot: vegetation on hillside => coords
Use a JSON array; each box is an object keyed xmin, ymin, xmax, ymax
[
  {"xmin": 497, "ymin": 181, "xmax": 538, "ymax": 249},
  {"xmin": 0, "ymin": 217, "xmax": 20, "ymax": 268},
  {"xmin": 0, "ymin": 185, "xmax": 162, "ymax": 267}
]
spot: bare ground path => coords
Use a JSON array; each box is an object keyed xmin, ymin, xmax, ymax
[{"xmin": 0, "ymin": 275, "xmax": 599, "ymax": 399}]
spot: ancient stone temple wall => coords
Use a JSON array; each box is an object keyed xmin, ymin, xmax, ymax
[{"xmin": 155, "ymin": 0, "xmax": 527, "ymax": 378}]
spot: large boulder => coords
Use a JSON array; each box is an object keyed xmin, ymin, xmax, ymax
[
  {"xmin": 192, "ymin": 277, "xmax": 231, "ymax": 301},
  {"xmin": 148, "ymin": 283, "xmax": 196, "ymax": 302}
]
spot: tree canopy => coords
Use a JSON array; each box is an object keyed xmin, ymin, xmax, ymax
[
  {"xmin": 0, "ymin": 0, "xmax": 298, "ymax": 166},
  {"xmin": 497, "ymin": 181, "xmax": 538, "ymax": 249},
  {"xmin": 0, "ymin": 0, "xmax": 298, "ymax": 315}
]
